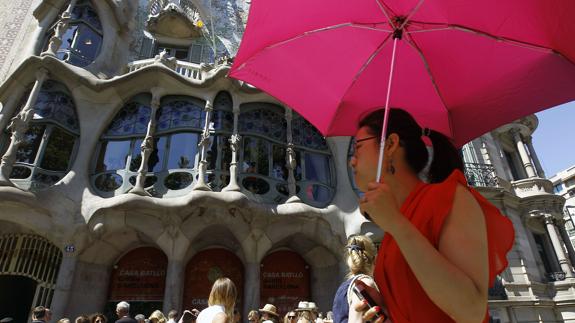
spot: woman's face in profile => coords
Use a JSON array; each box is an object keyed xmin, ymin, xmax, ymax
[{"xmin": 350, "ymin": 127, "xmax": 379, "ymax": 191}]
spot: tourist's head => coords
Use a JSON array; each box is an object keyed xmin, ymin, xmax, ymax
[
  {"xmin": 345, "ymin": 235, "xmax": 376, "ymax": 277},
  {"xmin": 208, "ymin": 277, "xmax": 237, "ymax": 313},
  {"xmin": 33, "ymin": 306, "xmax": 51, "ymax": 321},
  {"xmin": 116, "ymin": 301, "xmax": 130, "ymax": 317}
]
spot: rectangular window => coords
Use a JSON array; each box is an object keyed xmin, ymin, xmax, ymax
[
  {"xmin": 167, "ymin": 133, "xmax": 198, "ymax": 169},
  {"xmin": 96, "ymin": 140, "xmax": 131, "ymax": 172},
  {"xmin": 40, "ymin": 127, "xmax": 75, "ymax": 171},
  {"xmin": 16, "ymin": 125, "xmax": 46, "ymax": 164},
  {"xmin": 304, "ymin": 153, "xmax": 331, "ymax": 184},
  {"xmin": 242, "ymin": 137, "xmax": 269, "ymax": 176}
]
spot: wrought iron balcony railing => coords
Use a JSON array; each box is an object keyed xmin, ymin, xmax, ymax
[
  {"xmin": 464, "ymin": 163, "xmax": 499, "ymax": 188},
  {"xmin": 547, "ymin": 271, "xmax": 567, "ymax": 282}
]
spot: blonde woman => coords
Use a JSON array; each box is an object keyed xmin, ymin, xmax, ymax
[
  {"xmin": 332, "ymin": 235, "xmax": 378, "ymax": 323},
  {"xmin": 149, "ymin": 310, "xmax": 167, "ymax": 323},
  {"xmin": 197, "ymin": 277, "xmax": 237, "ymax": 323}
]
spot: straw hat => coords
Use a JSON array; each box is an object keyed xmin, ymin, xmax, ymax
[
  {"xmin": 295, "ymin": 301, "xmax": 318, "ymax": 312},
  {"xmin": 259, "ymin": 304, "xmax": 279, "ymax": 317}
]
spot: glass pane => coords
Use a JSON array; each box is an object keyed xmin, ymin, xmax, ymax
[
  {"xmin": 164, "ymin": 172, "xmax": 194, "ymax": 190},
  {"xmin": 40, "ymin": 127, "xmax": 76, "ymax": 171},
  {"xmin": 9, "ymin": 166, "xmax": 31, "ymax": 179},
  {"xmin": 15, "ymin": 125, "xmax": 46, "ymax": 164},
  {"xmin": 33, "ymin": 90, "xmax": 79, "ymax": 132},
  {"xmin": 239, "ymin": 106, "xmax": 286, "ymax": 142},
  {"xmin": 272, "ymin": 145, "xmax": 288, "ymax": 180},
  {"xmin": 148, "ymin": 136, "xmax": 167, "ymax": 172},
  {"xmin": 221, "ymin": 136, "xmax": 232, "ymax": 171},
  {"xmin": 96, "ymin": 140, "xmax": 131, "ymax": 172},
  {"xmin": 292, "ymin": 114, "xmax": 328, "ymax": 150},
  {"xmin": 304, "ymin": 153, "xmax": 331, "ymax": 184},
  {"xmin": 242, "ymin": 177, "xmax": 270, "ymax": 195},
  {"xmin": 156, "ymin": 99, "xmax": 205, "ymax": 132},
  {"xmin": 94, "ymin": 173, "xmax": 123, "ymax": 192},
  {"xmin": 167, "ymin": 133, "xmax": 198, "ymax": 169},
  {"xmin": 207, "ymin": 136, "xmax": 218, "ymax": 170},
  {"xmin": 106, "ymin": 102, "xmax": 151, "ymax": 137},
  {"xmin": 190, "ymin": 44, "xmax": 202, "ymax": 63},
  {"xmin": 128, "ymin": 175, "xmax": 157, "ymax": 188},
  {"xmin": 72, "ymin": 24, "xmax": 101, "ymax": 62},
  {"xmin": 212, "ymin": 110, "xmax": 234, "ymax": 131},
  {"xmin": 304, "ymin": 184, "xmax": 331, "ymax": 204},
  {"xmin": 129, "ymin": 139, "xmax": 143, "ymax": 172},
  {"xmin": 175, "ymin": 49, "xmax": 189, "ymax": 59},
  {"xmin": 242, "ymin": 137, "xmax": 269, "ymax": 176},
  {"xmin": 60, "ymin": 25, "xmax": 79, "ymax": 52}
]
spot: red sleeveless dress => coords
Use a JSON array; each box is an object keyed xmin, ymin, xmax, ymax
[{"xmin": 373, "ymin": 170, "xmax": 515, "ymax": 323}]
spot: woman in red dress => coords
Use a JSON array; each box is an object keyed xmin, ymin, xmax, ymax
[{"xmin": 349, "ymin": 109, "xmax": 514, "ymax": 323}]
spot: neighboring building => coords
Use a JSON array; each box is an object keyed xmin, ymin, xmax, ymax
[
  {"xmin": 550, "ymin": 166, "xmax": 575, "ymax": 249},
  {"xmin": 0, "ymin": 1, "xmax": 574, "ymax": 322}
]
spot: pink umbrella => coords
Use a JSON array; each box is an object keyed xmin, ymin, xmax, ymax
[{"xmin": 230, "ymin": 0, "xmax": 575, "ymax": 152}]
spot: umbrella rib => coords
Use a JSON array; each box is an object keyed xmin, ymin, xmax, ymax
[
  {"xmin": 403, "ymin": 33, "xmax": 454, "ymax": 137},
  {"xmin": 328, "ymin": 33, "xmax": 394, "ymax": 133},
  {"xmin": 399, "ymin": 0, "xmax": 425, "ymax": 30},
  {"xmin": 265, "ymin": 23, "xmax": 392, "ymax": 51},
  {"xmin": 408, "ymin": 21, "xmax": 557, "ymax": 54},
  {"xmin": 374, "ymin": 0, "xmax": 395, "ymax": 27}
]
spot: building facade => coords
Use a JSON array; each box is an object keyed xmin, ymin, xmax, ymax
[
  {"xmin": 0, "ymin": 0, "xmax": 574, "ymax": 322},
  {"xmin": 550, "ymin": 166, "xmax": 575, "ymax": 250}
]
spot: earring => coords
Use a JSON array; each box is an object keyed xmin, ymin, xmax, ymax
[{"xmin": 388, "ymin": 159, "xmax": 395, "ymax": 175}]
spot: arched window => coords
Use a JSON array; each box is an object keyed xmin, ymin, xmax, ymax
[
  {"xmin": 45, "ymin": 0, "xmax": 103, "ymax": 67},
  {"xmin": 6, "ymin": 80, "xmax": 79, "ymax": 191},
  {"xmin": 93, "ymin": 94, "xmax": 207, "ymax": 196},
  {"xmin": 93, "ymin": 94, "xmax": 152, "ymax": 195}
]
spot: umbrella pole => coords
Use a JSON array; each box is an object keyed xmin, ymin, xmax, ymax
[{"xmin": 376, "ymin": 36, "xmax": 400, "ymax": 182}]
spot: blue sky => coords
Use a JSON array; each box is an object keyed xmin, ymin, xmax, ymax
[{"xmin": 532, "ymin": 101, "xmax": 575, "ymax": 177}]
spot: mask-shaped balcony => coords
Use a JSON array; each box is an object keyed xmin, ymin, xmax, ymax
[{"xmin": 147, "ymin": 2, "xmax": 202, "ymax": 38}]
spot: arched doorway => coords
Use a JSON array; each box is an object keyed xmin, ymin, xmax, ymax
[
  {"xmin": 260, "ymin": 250, "xmax": 310, "ymax": 317},
  {"xmin": 106, "ymin": 247, "xmax": 167, "ymax": 318},
  {"xmin": 0, "ymin": 234, "xmax": 62, "ymax": 322},
  {"xmin": 183, "ymin": 248, "xmax": 244, "ymax": 311}
]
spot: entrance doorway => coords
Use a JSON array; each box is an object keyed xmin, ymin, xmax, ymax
[{"xmin": 0, "ymin": 275, "xmax": 37, "ymax": 322}]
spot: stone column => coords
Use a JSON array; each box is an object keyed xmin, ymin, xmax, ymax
[
  {"xmin": 194, "ymin": 99, "xmax": 214, "ymax": 191},
  {"xmin": 511, "ymin": 130, "xmax": 536, "ymax": 178},
  {"xmin": 223, "ymin": 101, "xmax": 241, "ymax": 192},
  {"xmin": 243, "ymin": 262, "xmax": 261, "ymax": 317},
  {"xmin": 42, "ymin": 0, "xmax": 77, "ymax": 57},
  {"xmin": 163, "ymin": 260, "xmax": 184, "ymax": 314},
  {"xmin": 0, "ymin": 69, "xmax": 49, "ymax": 186},
  {"xmin": 285, "ymin": 109, "xmax": 300, "ymax": 203},
  {"xmin": 50, "ymin": 254, "xmax": 78, "ymax": 320},
  {"xmin": 130, "ymin": 88, "xmax": 162, "ymax": 196},
  {"xmin": 544, "ymin": 215, "xmax": 574, "ymax": 278},
  {"xmin": 557, "ymin": 219, "xmax": 575, "ymax": 270},
  {"xmin": 525, "ymin": 137, "xmax": 546, "ymax": 178}
]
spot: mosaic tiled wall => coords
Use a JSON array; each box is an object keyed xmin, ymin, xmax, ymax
[{"xmin": 0, "ymin": 0, "xmax": 39, "ymax": 82}]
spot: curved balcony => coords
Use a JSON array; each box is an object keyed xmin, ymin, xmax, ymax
[{"xmin": 126, "ymin": 58, "xmax": 206, "ymax": 81}]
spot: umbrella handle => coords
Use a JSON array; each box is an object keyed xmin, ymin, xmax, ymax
[{"xmin": 376, "ymin": 37, "xmax": 400, "ymax": 182}]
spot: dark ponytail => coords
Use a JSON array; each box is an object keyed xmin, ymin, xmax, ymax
[
  {"xmin": 427, "ymin": 129, "xmax": 463, "ymax": 183},
  {"xmin": 358, "ymin": 108, "xmax": 463, "ymax": 183}
]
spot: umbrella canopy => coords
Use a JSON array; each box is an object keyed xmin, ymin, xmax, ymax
[{"xmin": 230, "ymin": 0, "xmax": 575, "ymax": 147}]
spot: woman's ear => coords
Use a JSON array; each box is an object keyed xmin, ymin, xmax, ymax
[{"xmin": 384, "ymin": 133, "xmax": 400, "ymax": 155}]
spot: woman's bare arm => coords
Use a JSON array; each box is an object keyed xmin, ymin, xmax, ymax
[{"xmin": 389, "ymin": 184, "xmax": 489, "ymax": 322}]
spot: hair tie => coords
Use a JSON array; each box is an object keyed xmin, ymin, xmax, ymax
[
  {"xmin": 422, "ymin": 127, "xmax": 431, "ymax": 137},
  {"xmin": 347, "ymin": 244, "xmax": 363, "ymax": 252}
]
